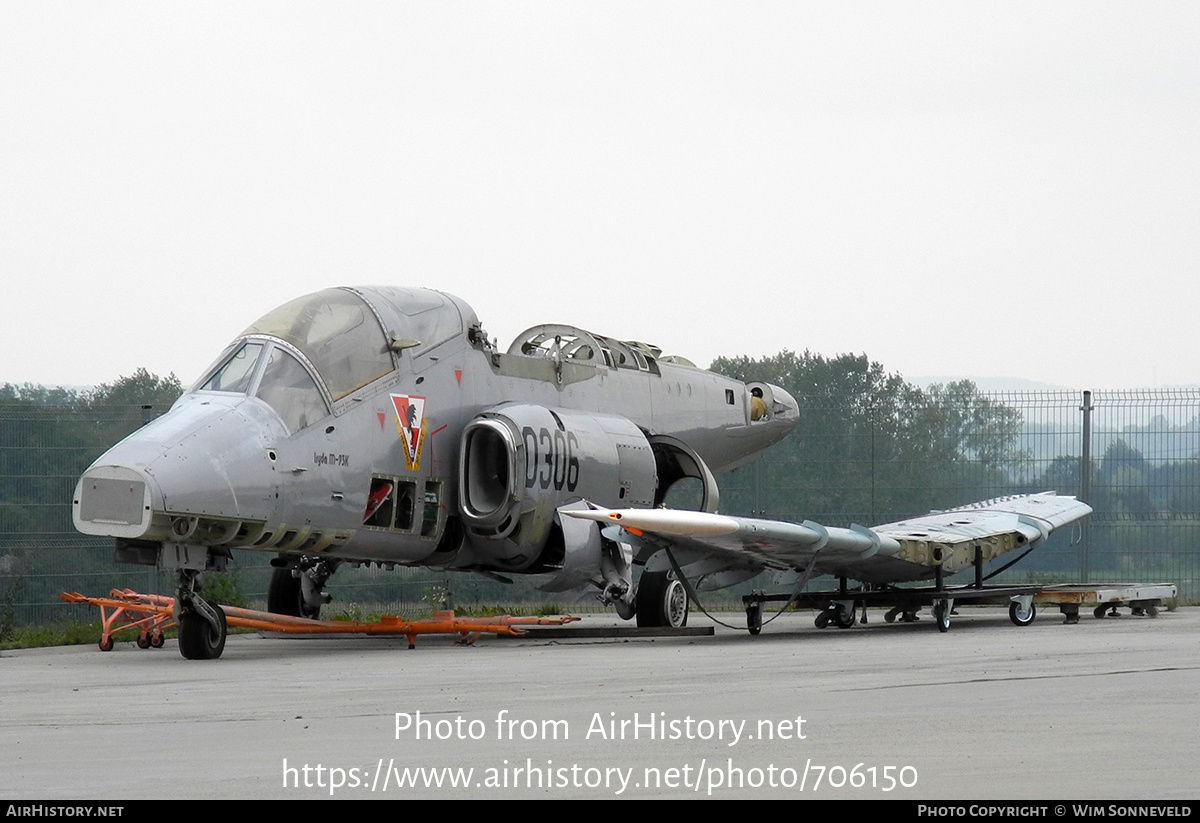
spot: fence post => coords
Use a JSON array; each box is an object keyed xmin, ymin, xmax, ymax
[{"xmin": 1079, "ymin": 390, "xmax": 1093, "ymax": 583}]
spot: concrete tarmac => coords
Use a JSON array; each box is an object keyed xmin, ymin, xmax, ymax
[{"xmin": 2, "ymin": 605, "xmax": 1197, "ymax": 800}]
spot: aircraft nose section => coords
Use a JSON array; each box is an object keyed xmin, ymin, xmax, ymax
[
  {"xmin": 74, "ymin": 464, "xmax": 160, "ymax": 540},
  {"xmin": 769, "ymin": 384, "xmax": 799, "ymax": 424},
  {"xmin": 73, "ymin": 394, "xmax": 285, "ymax": 543}
]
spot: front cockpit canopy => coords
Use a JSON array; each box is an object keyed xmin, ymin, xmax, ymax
[
  {"xmin": 194, "ymin": 287, "xmax": 394, "ymax": 435},
  {"xmin": 198, "ymin": 339, "xmax": 328, "ymax": 434},
  {"xmin": 242, "ymin": 288, "xmax": 393, "ymax": 400},
  {"xmin": 193, "ymin": 286, "xmax": 475, "ymax": 435}
]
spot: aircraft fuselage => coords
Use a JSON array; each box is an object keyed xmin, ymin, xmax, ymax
[{"xmin": 74, "ymin": 287, "xmax": 797, "ymax": 594}]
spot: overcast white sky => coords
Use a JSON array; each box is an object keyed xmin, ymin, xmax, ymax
[{"xmin": 2, "ymin": 2, "xmax": 1198, "ymax": 391}]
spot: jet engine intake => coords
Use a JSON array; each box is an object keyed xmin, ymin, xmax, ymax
[{"xmin": 457, "ymin": 404, "xmax": 657, "ymax": 571}]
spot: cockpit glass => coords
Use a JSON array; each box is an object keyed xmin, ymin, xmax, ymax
[
  {"xmin": 243, "ymin": 288, "xmax": 393, "ymax": 400},
  {"xmin": 256, "ymin": 348, "xmax": 328, "ymax": 434},
  {"xmin": 200, "ymin": 342, "xmax": 264, "ymax": 394}
]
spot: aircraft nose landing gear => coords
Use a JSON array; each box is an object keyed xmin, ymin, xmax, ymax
[{"xmin": 175, "ymin": 569, "xmax": 228, "ymax": 660}]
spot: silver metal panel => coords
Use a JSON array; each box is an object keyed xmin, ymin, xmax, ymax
[{"xmin": 78, "ymin": 476, "xmax": 146, "ymax": 526}]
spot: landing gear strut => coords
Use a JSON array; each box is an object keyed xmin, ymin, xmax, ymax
[{"xmin": 598, "ymin": 534, "xmax": 636, "ymax": 620}]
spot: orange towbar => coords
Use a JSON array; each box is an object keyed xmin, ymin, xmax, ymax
[{"xmin": 61, "ymin": 589, "xmax": 580, "ymax": 651}]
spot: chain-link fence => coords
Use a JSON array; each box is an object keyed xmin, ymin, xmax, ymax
[
  {"xmin": 720, "ymin": 389, "xmax": 1200, "ymax": 600},
  {"xmin": 3, "ymin": 389, "xmax": 1198, "ymax": 629}
]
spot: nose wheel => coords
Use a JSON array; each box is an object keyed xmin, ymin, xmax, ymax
[
  {"xmin": 175, "ymin": 569, "xmax": 228, "ymax": 660},
  {"xmin": 179, "ymin": 603, "xmax": 227, "ymax": 659}
]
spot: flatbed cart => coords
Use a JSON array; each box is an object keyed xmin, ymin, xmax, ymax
[
  {"xmin": 742, "ymin": 583, "xmax": 1045, "ymax": 635},
  {"xmin": 1033, "ymin": 583, "xmax": 1178, "ymax": 624},
  {"xmin": 741, "ymin": 581, "xmax": 1180, "ymax": 634}
]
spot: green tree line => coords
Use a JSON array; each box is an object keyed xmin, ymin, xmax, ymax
[{"xmin": 710, "ymin": 350, "xmax": 1030, "ymax": 525}]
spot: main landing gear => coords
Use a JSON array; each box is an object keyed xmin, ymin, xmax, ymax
[
  {"xmin": 635, "ymin": 570, "xmax": 689, "ymax": 628},
  {"xmin": 267, "ymin": 557, "xmax": 335, "ymax": 619}
]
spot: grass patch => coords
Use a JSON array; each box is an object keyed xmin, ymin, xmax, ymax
[
  {"xmin": 1, "ymin": 620, "xmax": 109, "ymax": 650},
  {"xmin": 0, "ymin": 615, "xmax": 262, "ymax": 652},
  {"xmin": 453, "ymin": 602, "xmax": 567, "ymax": 618},
  {"xmin": 323, "ymin": 602, "xmax": 573, "ymax": 622}
]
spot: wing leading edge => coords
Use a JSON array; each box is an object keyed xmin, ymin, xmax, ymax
[{"xmin": 564, "ymin": 492, "xmax": 1092, "ymax": 587}]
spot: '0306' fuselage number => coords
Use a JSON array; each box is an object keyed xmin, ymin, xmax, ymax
[{"xmin": 522, "ymin": 427, "xmax": 580, "ymax": 491}]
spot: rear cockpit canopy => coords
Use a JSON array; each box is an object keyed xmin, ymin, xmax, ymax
[{"xmin": 508, "ymin": 324, "xmax": 663, "ymax": 374}]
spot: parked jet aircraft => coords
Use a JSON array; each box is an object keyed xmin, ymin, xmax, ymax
[
  {"xmin": 73, "ymin": 286, "xmax": 798, "ymax": 658},
  {"xmin": 73, "ymin": 286, "xmax": 1090, "ymax": 659}
]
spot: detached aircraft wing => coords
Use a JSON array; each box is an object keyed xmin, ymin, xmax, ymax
[{"xmin": 565, "ymin": 492, "xmax": 1092, "ymax": 589}]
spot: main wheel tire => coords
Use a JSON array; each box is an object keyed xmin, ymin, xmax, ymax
[
  {"xmin": 267, "ymin": 567, "xmax": 320, "ymax": 619},
  {"xmin": 635, "ymin": 571, "xmax": 688, "ymax": 628},
  {"xmin": 179, "ymin": 605, "xmax": 227, "ymax": 660},
  {"xmin": 662, "ymin": 578, "xmax": 688, "ymax": 628},
  {"xmin": 1009, "ymin": 600, "xmax": 1036, "ymax": 627}
]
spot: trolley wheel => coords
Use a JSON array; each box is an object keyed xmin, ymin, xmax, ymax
[
  {"xmin": 1009, "ymin": 600, "xmax": 1036, "ymax": 627},
  {"xmin": 833, "ymin": 605, "xmax": 856, "ymax": 629},
  {"xmin": 746, "ymin": 604, "xmax": 763, "ymax": 636},
  {"xmin": 934, "ymin": 601, "xmax": 951, "ymax": 632}
]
